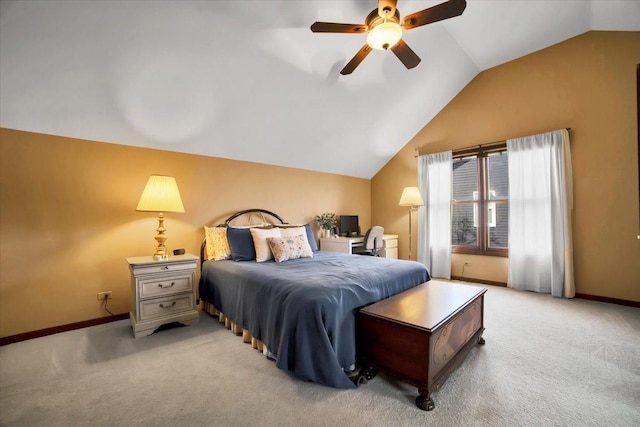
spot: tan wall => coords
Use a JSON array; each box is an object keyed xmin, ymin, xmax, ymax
[
  {"xmin": 2, "ymin": 31, "xmax": 638, "ymax": 338},
  {"xmin": 372, "ymin": 31, "xmax": 640, "ymax": 302},
  {"xmin": 0, "ymin": 128, "xmax": 371, "ymax": 337}
]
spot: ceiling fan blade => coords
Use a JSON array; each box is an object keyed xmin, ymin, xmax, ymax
[
  {"xmin": 390, "ymin": 39, "xmax": 421, "ymax": 70},
  {"xmin": 402, "ymin": 0, "xmax": 467, "ymax": 31},
  {"xmin": 378, "ymin": 0, "xmax": 397, "ymax": 18},
  {"xmin": 310, "ymin": 22, "xmax": 368, "ymax": 34},
  {"xmin": 340, "ymin": 44, "xmax": 373, "ymax": 75}
]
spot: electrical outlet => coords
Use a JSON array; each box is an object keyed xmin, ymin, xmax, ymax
[{"xmin": 97, "ymin": 291, "xmax": 112, "ymax": 301}]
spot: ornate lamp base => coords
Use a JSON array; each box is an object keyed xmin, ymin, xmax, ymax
[{"xmin": 153, "ymin": 212, "xmax": 169, "ymax": 260}]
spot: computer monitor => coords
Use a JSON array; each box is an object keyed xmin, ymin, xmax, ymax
[{"xmin": 339, "ymin": 215, "xmax": 360, "ymax": 237}]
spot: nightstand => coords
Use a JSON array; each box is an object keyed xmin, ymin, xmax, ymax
[{"xmin": 126, "ymin": 253, "xmax": 199, "ymax": 338}]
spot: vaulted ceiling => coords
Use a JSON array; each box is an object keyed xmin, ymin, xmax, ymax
[{"xmin": 1, "ymin": 1, "xmax": 638, "ymax": 178}]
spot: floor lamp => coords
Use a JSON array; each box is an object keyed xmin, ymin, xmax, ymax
[{"xmin": 399, "ymin": 186, "xmax": 424, "ymax": 260}]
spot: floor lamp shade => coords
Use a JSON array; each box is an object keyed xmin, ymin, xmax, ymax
[
  {"xmin": 399, "ymin": 186, "xmax": 424, "ymax": 260},
  {"xmin": 136, "ymin": 175, "xmax": 185, "ymax": 259},
  {"xmin": 399, "ymin": 186, "xmax": 424, "ymax": 207}
]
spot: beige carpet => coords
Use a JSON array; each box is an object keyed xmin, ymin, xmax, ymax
[{"xmin": 1, "ymin": 283, "xmax": 639, "ymax": 427}]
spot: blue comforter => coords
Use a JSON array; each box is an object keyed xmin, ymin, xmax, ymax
[{"xmin": 199, "ymin": 251, "xmax": 429, "ymax": 389}]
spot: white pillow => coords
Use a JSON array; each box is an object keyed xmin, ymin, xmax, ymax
[
  {"xmin": 250, "ymin": 227, "xmax": 282, "ymax": 262},
  {"xmin": 279, "ymin": 226, "xmax": 313, "ymax": 254}
]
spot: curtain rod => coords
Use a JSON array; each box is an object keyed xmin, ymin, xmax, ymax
[{"xmin": 414, "ymin": 128, "xmax": 571, "ymax": 158}]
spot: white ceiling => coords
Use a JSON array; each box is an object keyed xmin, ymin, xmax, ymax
[{"xmin": 1, "ymin": 0, "xmax": 638, "ymax": 179}]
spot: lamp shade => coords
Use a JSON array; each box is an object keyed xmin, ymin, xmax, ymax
[
  {"xmin": 366, "ymin": 21, "xmax": 402, "ymax": 51},
  {"xmin": 136, "ymin": 175, "xmax": 185, "ymax": 213},
  {"xmin": 398, "ymin": 186, "xmax": 424, "ymax": 207}
]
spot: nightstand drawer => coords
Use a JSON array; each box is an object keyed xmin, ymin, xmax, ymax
[
  {"xmin": 139, "ymin": 294, "xmax": 194, "ymax": 321},
  {"xmin": 138, "ymin": 274, "xmax": 192, "ymax": 298},
  {"xmin": 131, "ymin": 261, "xmax": 197, "ymax": 277}
]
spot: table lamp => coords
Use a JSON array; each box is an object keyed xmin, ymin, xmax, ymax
[
  {"xmin": 136, "ymin": 175, "xmax": 185, "ymax": 259},
  {"xmin": 399, "ymin": 186, "xmax": 424, "ymax": 260}
]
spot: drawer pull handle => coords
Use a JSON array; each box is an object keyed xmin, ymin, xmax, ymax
[
  {"xmin": 158, "ymin": 282, "xmax": 175, "ymax": 289},
  {"xmin": 162, "ymin": 266, "xmax": 169, "ymax": 270},
  {"xmin": 159, "ymin": 302, "xmax": 176, "ymax": 309}
]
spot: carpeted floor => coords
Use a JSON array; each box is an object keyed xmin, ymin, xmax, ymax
[{"xmin": 1, "ymin": 282, "xmax": 639, "ymax": 427}]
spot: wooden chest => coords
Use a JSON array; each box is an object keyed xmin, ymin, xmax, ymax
[{"xmin": 358, "ymin": 280, "xmax": 486, "ymax": 410}]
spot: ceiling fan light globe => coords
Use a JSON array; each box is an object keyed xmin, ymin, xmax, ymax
[{"xmin": 366, "ymin": 22, "xmax": 402, "ymax": 51}]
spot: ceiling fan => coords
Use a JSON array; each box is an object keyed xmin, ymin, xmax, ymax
[{"xmin": 310, "ymin": 0, "xmax": 467, "ymax": 75}]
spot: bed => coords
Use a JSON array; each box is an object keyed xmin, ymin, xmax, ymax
[{"xmin": 198, "ymin": 209, "xmax": 430, "ymax": 389}]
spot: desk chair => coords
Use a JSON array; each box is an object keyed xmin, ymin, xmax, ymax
[{"xmin": 355, "ymin": 226, "xmax": 384, "ymax": 256}]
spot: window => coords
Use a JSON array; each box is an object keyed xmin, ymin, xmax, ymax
[{"xmin": 452, "ymin": 145, "xmax": 508, "ymax": 256}]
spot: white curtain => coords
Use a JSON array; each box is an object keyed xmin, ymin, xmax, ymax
[
  {"xmin": 507, "ymin": 129, "xmax": 575, "ymax": 297},
  {"xmin": 417, "ymin": 151, "xmax": 452, "ymax": 279}
]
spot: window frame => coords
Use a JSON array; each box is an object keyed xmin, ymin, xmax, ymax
[{"xmin": 452, "ymin": 144, "xmax": 509, "ymax": 257}]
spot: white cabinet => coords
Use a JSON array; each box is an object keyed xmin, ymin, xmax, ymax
[
  {"xmin": 380, "ymin": 235, "xmax": 398, "ymax": 259},
  {"xmin": 126, "ymin": 254, "xmax": 199, "ymax": 338},
  {"xmin": 318, "ymin": 237, "xmax": 357, "ymax": 254},
  {"xmin": 319, "ymin": 234, "xmax": 399, "ymax": 259}
]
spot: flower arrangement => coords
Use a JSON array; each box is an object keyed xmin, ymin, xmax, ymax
[{"xmin": 316, "ymin": 212, "xmax": 337, "ymax": 230}]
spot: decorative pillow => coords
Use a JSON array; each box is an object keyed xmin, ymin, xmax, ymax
[
  {"xmin": 278, "ymin": 224, "xmax": 318, "ymax": 252},
  {"xmin": 303, "ymin": 224, "xmax": 318, "ymax": 252},
  {"xmin": 266, "ymin": 235, "xmax": 314, "ymax": 263},
  {"xmin": 279, "ymin": 226, "xmax": 304, "ymax": 237},
  {"xmin": 204, "ymin": 226, "xmax": 231, "ymax": 261},
  {"xmin": 250, "ymin": 227, "xmax": 282, "ymax": 262},
  {"xmin": 227, "ymin": 227, "xmax": 256, "ymax": 261}
]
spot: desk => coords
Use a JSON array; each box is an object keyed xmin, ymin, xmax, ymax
[{"xmin": 319, "ymin": 234, "xmax": 398, "ymax": 259}]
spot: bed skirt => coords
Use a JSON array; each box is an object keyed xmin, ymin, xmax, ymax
[
  {"xmin": 202, "ymin": 300, "xmax": 274, "ymax": 358},
  {"xmin": 203, "ymin": 300, "xmax": 359, "ymax": 375}
]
